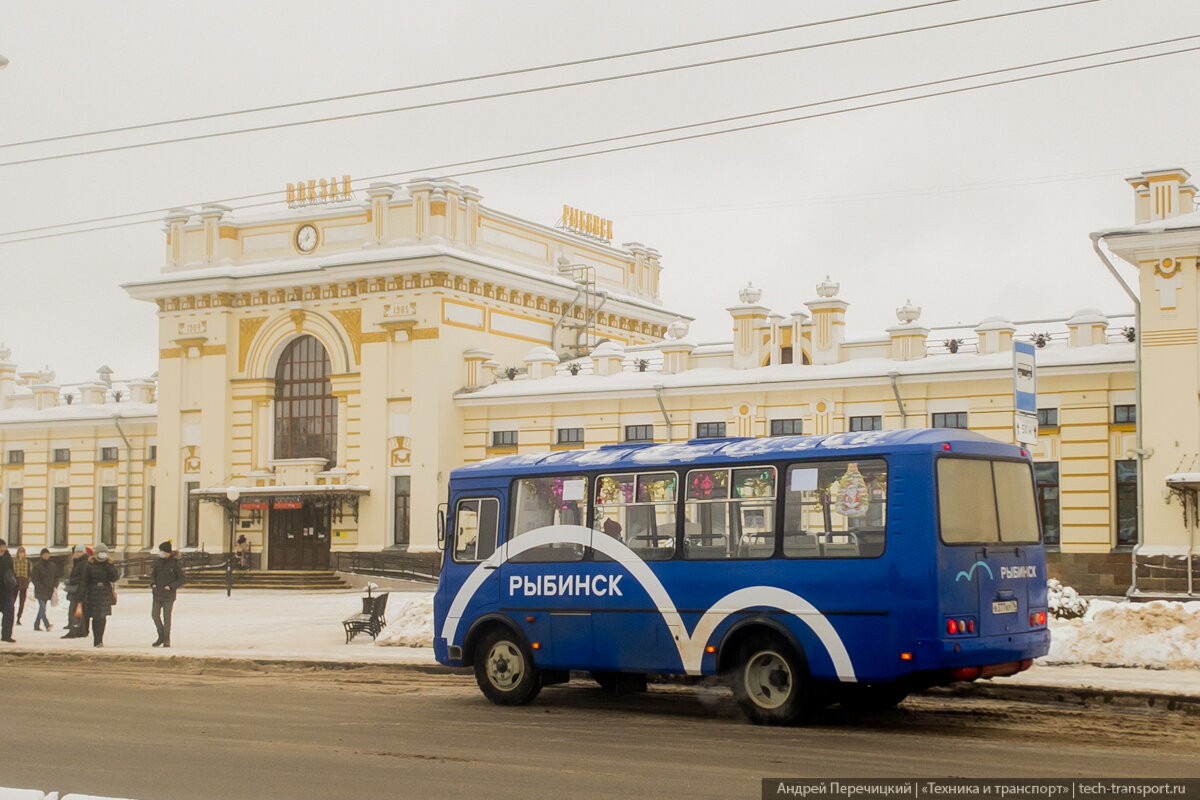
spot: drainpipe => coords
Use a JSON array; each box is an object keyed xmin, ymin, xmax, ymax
[
  {"xmin": 887, "ymin": 371, "xmax": 907, "ymax": 428},
  {"xmin": 654, "ymin": 385, "xmax": 672, "ymax": 442},
  {"xmin": 1090, "ymin": 233, "xmax": 1147, "ymax": 596},
  {"xmin": 112, "ymin": 413, "xmax": 133, "ymax": 562}
]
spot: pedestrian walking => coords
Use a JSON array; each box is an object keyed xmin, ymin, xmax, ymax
[
  {"xmin": 0, "ymin": 539, "xmax": 16, "ymax": 643},
  {"xmin": 61, "ymin": 544, "xmax": 89, "ymax": 639},
  {"xmin": 81, "ymin": 543, "xmax": 119, "ymax": 647},
  {"xmin": 13, "ymin": 546, "xmax": 31, "ymax": 625},
  {"xmin": 150, "ymin": 541, "xmax": 185, "ymax": 647},
  {"xmin": 30, "ymin": 547, "xmax": 59, "ymax": 632}
]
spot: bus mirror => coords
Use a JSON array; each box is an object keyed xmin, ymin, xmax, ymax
[{"xmin": 436, "ymin": 505, "xmax": 447, "ymax": 550}]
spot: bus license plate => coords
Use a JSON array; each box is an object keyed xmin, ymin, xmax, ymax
[{"xmin": 992, "ymin": 600, "xmax": 1018, "ymax": 615}]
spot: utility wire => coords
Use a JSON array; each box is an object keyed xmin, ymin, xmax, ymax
[
  {"xmin": 0, "ymin": 0, "xmax": 1098, "ymax": 169},
  {"xmin": 0, "ymin": 0, "xmax": 968, "ymax": 150},
  {"xmin": 0, "ymin": 33, "xmax": 1188, "ymax": 244}
]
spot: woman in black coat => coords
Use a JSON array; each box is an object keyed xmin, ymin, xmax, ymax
[{"xmin": 81, "ymin": 543, "xmax": 119, "ymax": 647}]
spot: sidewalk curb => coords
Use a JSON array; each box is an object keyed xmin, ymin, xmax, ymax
[{"xmin": 928, "ymin": 681, "xmax": 1200, "ymax": 716}]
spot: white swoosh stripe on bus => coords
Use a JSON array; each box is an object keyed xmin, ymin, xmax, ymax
[{"xmin": 441, "ymin": 524, "xmax": 857, "ymax": 681}]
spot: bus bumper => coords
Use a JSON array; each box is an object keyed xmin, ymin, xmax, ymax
[{"xmin": 918, "ymin": 629, "xmax": 1050, "ymax": 671}]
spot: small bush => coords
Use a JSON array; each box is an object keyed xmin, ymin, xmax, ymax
[{"xmin": 1047, "ymin": 578, "xmax": 1088, "ymax": 620}]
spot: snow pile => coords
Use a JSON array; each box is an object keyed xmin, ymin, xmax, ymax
[
  {"xmin": 1044, "ymin": 600, "xmax": 1200, "ymax": 669},
  {"xmin": 1047, "ymin": 578, "xmax": 1089, "ymax": 620},
  {"xmin": 374, "ymin": 594, "xmax": 434, "ymax": 648}
]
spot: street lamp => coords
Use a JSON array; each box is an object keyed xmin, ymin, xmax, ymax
[{"xmin": 225, "ymin": 486, "xmax": 240, "ymax": 597}]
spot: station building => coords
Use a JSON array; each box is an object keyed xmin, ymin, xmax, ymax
[{"xmin": 1, "ymin": 169, "xmax": 1198, "ymax": 597}]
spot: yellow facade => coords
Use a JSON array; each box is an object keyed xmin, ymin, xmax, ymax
[{"xmin": 3, "ymin": 170, "xmax": 1199, "ymax": 596}]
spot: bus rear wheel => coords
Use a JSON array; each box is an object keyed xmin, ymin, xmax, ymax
[
  {"xmin": 730, "ymin": 635, "xmax": 815, "ymax": 725},
  {"xmin": 474, "ymin": 628, "xmax": 541, "ymax": 706}
]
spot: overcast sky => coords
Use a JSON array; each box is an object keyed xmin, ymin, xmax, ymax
[{"xmin": 1, "ymin": 0, "xmax": 1198, "ymax": 384}]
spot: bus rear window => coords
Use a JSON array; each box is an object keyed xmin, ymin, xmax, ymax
[{"xmin": 938, "ymin": 458, "xmax": 1039, "ymax": 544}]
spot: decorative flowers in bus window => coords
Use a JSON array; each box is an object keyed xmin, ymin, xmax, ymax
[
  {"xmin": 597, "ymin": 475, "xmax": 635, "ymax": 505},
  {"xmin": 637, "ymin": 473, "xmax": 677, "ymax": 503},
  {"xmin": 597, "ymin": 473, "xmax": 677, "ymax": 505},
  {"xmin": 687, "ymin": 469, "xmax": 728, "ymax": 500},
  {"xmin": 733, "ymin": 467, "xmax": 776, "ymax": 499}
]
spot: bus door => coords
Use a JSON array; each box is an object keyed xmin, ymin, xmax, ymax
[{"xmin": 441, "ymin": 493, "xmax": 504, "ymax": 630}]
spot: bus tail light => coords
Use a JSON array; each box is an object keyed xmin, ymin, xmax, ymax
[
  {"xmin": 1029, "ymin": 611, "xmax": 1046, "ymax": 627},
  {"xmin": 950, "ymin": 666, "xmax": 980, "ymax": 681},
  {"xmin": 947, "ymin": 619, "xmax": 958, "ymax": 635},
  {"xmin": 966, "ymin": 619, "xmax": 975, "ymax": 634}
]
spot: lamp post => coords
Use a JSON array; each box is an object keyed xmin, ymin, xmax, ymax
[{"xmin": 224, "ymin": 486, "xmax": 240, "ymax": 597}]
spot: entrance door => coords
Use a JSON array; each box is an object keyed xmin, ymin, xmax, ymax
[{"xmin": 268, "ymin": 504, "xmax": 331, "ymax": 570}]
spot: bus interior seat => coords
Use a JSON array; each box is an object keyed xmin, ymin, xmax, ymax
[{"xmin": 782, "ymin": 531, "xmax": 821, "ymax": 558}]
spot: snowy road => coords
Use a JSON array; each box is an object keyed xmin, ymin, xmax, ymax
[{"xmin": 3, "ymin": 660, "xmax": 1198, "ymax": 800}]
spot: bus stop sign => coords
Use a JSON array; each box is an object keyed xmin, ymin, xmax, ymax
[{"xmin": 1013, "ymin": 341, "xmax": 1037, "ymax": 446}]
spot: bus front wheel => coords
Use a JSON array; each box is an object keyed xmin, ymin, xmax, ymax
[
  {"xmin": 730, "ymin": 634, "xmax": 815, "ymax": 725},
  {"xmin": 474, "ymin": 628, "xmax": 542, "ymax": 706}
]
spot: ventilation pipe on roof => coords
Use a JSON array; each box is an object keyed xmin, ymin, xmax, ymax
[
  {"xmin": 654, "ymin": 384, "xmax": 672, "ymax": 443},
  {"xmin": 1091, "ymin": 232, "xmax": 1148, "ymax": 596},
  {"xmin": 887, "ymin": 371, "xmax": 907, "ymax": 428}
]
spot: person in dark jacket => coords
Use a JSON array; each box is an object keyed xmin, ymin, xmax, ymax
[
  {"xmin": 61, "ymin": 544, "xmax": 89, "ymax": 639},
  {"xmin": 30, "ymin": 547, "xmax": 59, "ymax": 632},
  {"xmin": 81, "ymin": 543, "xmax": 119, "ymax": 647},
  {"xmin": 149, "ymin": 540, "xmax": 185, "ymax": 647},
  {"xmin": 0, "ymin": 539, "xmax": 16, "ymax": 643}
]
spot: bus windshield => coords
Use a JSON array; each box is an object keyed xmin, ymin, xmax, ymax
[{"xmin": 937, "ymin": 458, "xmax": 1040, "ymax": 544}]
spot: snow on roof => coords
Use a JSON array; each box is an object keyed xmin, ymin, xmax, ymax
[
  {"xmin": 1094, "ymin": 208, "xmax": 1200, "ymax": 238},
  {"xmin": 0, "ymin": 401, "xmax": 157, "ymax": 426},
  {"xmin": 124, "ymin": 241, "xmax": 691, "ymax": 322},
  {"xmin": 459, "ymin": 340, "xmax": 1134, "ymax": 402}
]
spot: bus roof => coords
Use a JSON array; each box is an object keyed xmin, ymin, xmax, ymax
[{"xmin": 454, "ymin": 429, "xmax": 1023, "ymax": 479}]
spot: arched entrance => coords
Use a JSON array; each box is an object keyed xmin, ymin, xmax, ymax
[{"xmin": 269, "ymin": 335, "xmax": 337, "ymax": 570}]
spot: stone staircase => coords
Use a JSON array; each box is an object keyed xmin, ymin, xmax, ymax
[{"xmin": 123, "ymin": 569, "xmax": 351, "ymax": 591}]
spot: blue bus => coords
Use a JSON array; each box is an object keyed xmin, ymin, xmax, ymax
[{"xmin": 433, "ymin": 429, "xmax": 1049, "ymax": 724}]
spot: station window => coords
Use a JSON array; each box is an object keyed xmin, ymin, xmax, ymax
[
  {"xmin": 1035, "ymin": 463, "xmax": 1060, "ymax": 547},
  {"xmin": 6, "ymin": 450, "xmax": 24, "ymax": 465},
  {"xmin": 624, "ymin": 425, "xmax": 654, "ymax": 443},
  {"xmin": 695, "ymin": 422, "xmax": 727, "ymax": 439},
  {"xmin": 393, "ymin": 476, "xmax": 411, "ymax": 548},
  {"xmin": 1037, "ymin": 409, "xmax": 1059, "ymax": 430},
  {"xmin": 100, "ymin": 487, "xmax": 118, "ymax": 546},
  {"xmin": 848, "ymin": 416, "xmax": 881, "ymax": 432},
  {"xmin": 1115, "ymin": 460, "xmax": 1138, "ymax": 547},
  {"xmin": 99, "ymin": 446, "xmax": 119, "ymax": 462},
  {"xmin": 491, "ymin": 430, "xmax": 518, "ymax": 448},
  {"xmin": 932, "ymin": 412, "xmax": 968, "ymax": 430},
  {"xmin": 146, "ymin": 445, "xmax": 157, "ymax": 461},
  {"xmin": 557, "ymin": 428, "xmax": 584, "ymax": 445},
  {"xmin": 5, "ymin": 488, "xmax": 22, "ymax": 545},
  {"xmin": 770, "ymin": 419, "xmax": 803, "ymax": 436},
  {"xmin": 1113, "ymin": 404, "xmax": 1136, "ymax": 424}
]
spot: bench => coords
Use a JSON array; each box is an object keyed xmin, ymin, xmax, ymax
[{"xmin": 342, "ymin": 592, "xmax": 389, "ymax": 643}]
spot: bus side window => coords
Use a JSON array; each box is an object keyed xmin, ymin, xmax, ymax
[
  {"xmin": 595, "ymin": 472, "xmax": 677, "ymax": 561},
  {"xmin": 783, "ymin": 460, "xmax": 887, "ymax": 558},
  {"xmin": 452, "ymin": 498, "xmax": 499, "ymax": 563},
  {"xmin": 509, "ymin": 476, "xmax": 588, "ymax": 562},
  {"xmin": 682, "ymin": 466, "xmax": 776, "ymax": 560}
]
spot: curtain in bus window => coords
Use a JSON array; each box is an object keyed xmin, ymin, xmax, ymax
[
  {"xmin": 782, "ymin": 459, "xmax": 887, "ymax": 558},
  {"xmin": 510, "ymin": 476, "xmax": 588, "ymax": 562},
  {"xmin": 453, "ymin": 498, "xmax": 499, "ymax": 563},
  {"xmin": 937, "ymin": 459, "xmax": 1000, "ymax": 543},
  {"xmin": 594, "ymin": 472, "xmax": 677, "ymax": 560},
  {"xmin": 682, "ymin": 466, "xmax": 776, "ymax": 560},
  {"xmin": 994, "ymin": 461, "xmax": 1040, "ymax": 543}
]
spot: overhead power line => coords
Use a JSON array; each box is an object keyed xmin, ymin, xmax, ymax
[
  {"xmin": 0, "ymin": 0, "xmax": 968, "ymax": 150},
  {"xmin": 0, "ymin": 35, "xmax": 1191, "ymax": 247},
  {"xmin": 0, "ymin": 0, "xmax": 1098, "ymax": 169}
]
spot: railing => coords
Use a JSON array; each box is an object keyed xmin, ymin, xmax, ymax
[
  {"xmin": 115, "ymin": 550, "xmax": 225, "ymax": 580},
  {"xmin": 332, "ymin": 550, "xmax": 442, "ymax": 583}
]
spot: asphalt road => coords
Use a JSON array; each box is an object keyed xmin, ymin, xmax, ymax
[{"xmin": 2, "ymin": 658, "xmax": 1198, "ymax": 800}]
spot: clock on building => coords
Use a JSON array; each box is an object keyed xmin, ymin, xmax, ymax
[{"xmin": 295, "ymin": 224, "xmax": 318, "ymax": 253}]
